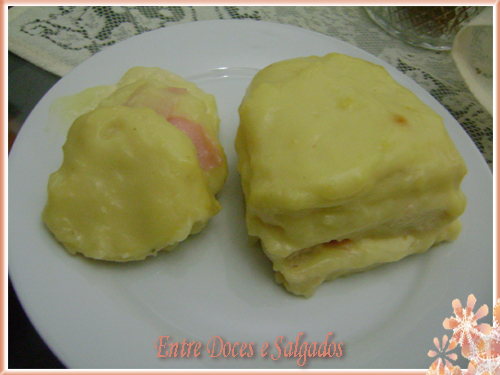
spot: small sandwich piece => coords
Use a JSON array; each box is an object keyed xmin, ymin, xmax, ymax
[
  {"xmin": 235, "ymin": 53, "xmax": 467, "ymax": 297},
  {"xmin": 43, "ymin": 67, "xmax": 227, "ymax": 261}
]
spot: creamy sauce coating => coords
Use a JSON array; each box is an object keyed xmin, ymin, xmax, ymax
[
  {"xmin": 43, "ymin": 67, "xmax": 228, "ymax": 261},
  {"xmin": 236, "ymin": 53, "xmax": 467, "ymax": 296}
]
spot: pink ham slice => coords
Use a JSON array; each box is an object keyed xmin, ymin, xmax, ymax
[
  {"xmin": 124, "ymin": 85, "xmax": 222, "ymax": 171},
  {"xmin": 167, "ymin": 117, "xmax": 222, "ymax": 171},
  {"xmin": 125, "ymin": 86, "xmax": 175, "ymax": 119}
]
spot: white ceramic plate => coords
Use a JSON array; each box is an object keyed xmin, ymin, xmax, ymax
[{"xmin": 9, "ymin": 20, "xmax": 493, "ymax": 370}]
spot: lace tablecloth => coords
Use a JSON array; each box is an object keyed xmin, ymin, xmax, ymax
[{"xmin": 8, "ymin": 6, "xmax": 493, "ymax": 167}]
